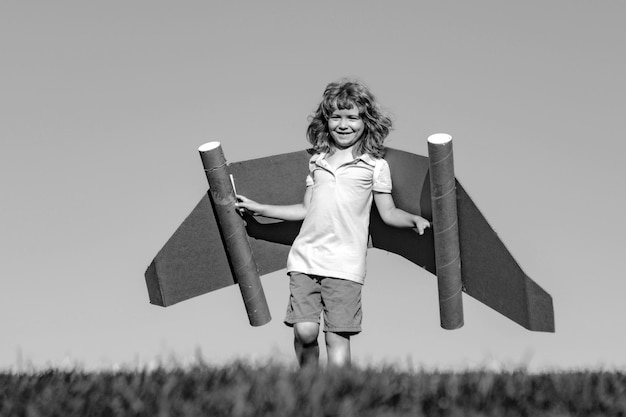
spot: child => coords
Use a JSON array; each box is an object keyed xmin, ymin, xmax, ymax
[{"xmin": 236, "ymin": 80, "xmax": 430, "ymax": 367}]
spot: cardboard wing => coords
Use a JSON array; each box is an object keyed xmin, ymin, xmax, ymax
[
  {"xmin": 370, "ymin": 148, "xmax": 555, "ymax": 332},
  {"xmin": 144, "ymin": 147, "xmax": 555, "ymax": 332},
  {"xmin": 144, "ymin": 150, "xmax": 309, "ymax": 308}
]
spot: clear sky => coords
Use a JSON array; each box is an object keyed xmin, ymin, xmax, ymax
[{"xmin": 1, "ymin": 1, "xmax": 625, "ymax": 372}]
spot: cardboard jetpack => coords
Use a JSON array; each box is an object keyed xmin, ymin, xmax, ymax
[{"xmin": 144, "ymin": 140, "xmax": 555, "ymax": 332}]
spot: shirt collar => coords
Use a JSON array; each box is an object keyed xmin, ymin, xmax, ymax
[
  {"xmin": 313, "ymin": 152, "xmax": 377, "ymax": 167},
  {"xmin": 357, "ymin": 153, "xmax": 377, "ymax": 166}
]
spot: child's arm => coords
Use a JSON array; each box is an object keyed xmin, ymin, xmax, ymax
[
  {"xmin": 374, "ymin": 192, "xmax": 431, "ymax": 235},
  {"xmin": 236, "ymin": 187, "xmax": 312, "ymax": 221}
]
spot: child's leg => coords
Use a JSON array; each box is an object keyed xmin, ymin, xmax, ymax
[
  {"xmin": 284, "ymin": 273, "xmax": 323, "ymax": 367},
  {"xmin": 325, "ymin": 331, "xmax": 351, "ymax": 366},
  {"xmin": 293, "ymin": 322, "xmax": 320, "ymax": 367},
  {"xmin": 321, "ymin": 277, "xmax": 362, "ymax": 367}
]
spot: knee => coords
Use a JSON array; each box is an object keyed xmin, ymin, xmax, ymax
[
  {"xmin": 294, "ymin": 322, "xmax": 319, "ymax": 345},
  {"xmin": 325, "ymin": 332, "xmax": 351, "ymax": 367}
]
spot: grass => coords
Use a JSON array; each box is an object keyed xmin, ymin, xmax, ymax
[{"xmin": 2, "ymin": 362, "xmax": 626, "ymax": 416}]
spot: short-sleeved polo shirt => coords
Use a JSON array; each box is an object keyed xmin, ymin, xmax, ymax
[{"xmin": 286, "ymin": 152, "xmax": 392, "ymax": 284}]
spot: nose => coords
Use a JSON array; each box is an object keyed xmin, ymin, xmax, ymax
[{"xmin": 338, "ymin": 118, "xmax": 349, "ymax": 129}]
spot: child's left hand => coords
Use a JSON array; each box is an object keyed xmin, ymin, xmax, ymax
[{"xmin": 412, "ymin": 216, "xmax": 431, "ymax": 235}]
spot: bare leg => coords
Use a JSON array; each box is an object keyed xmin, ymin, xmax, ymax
[
  {"xmin": 293, "ymin": 322, "xmax": 320, "ymax": 367},
  {"xmin": 325, "ymin": 331, "xmax": 351, "ymax": 367}
]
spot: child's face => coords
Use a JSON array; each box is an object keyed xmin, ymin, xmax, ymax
[{"xmin": 328, "ymin": 105, "xmax": 364, "ymax": 150}]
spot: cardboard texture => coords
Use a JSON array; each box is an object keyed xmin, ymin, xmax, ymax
[
  {"xmin": 427, "ymin": 137, "xmax": 464, "ymax": 330},
  {"xmin": 198, "ymin": 143, "xmax": 271, "ymax": 326},
  {"xmin": 145, "ymin": 147, "xmax": 555, "ymax": 332}
]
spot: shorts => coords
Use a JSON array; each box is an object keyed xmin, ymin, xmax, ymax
[{"xmin": 284, "ymin": 272, "xmax": 363, "ymax": 333}]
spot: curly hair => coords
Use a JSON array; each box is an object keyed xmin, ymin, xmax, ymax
[{"xmin": 306, "ymin": 79, "xmax": 393, "ymax": 158}]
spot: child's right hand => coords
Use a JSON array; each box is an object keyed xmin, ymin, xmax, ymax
[{"xmin": 235, "ymin": 195, "xmax": 262, "ymax": 216}]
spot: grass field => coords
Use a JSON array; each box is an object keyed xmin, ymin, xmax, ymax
[{"xmin": 2, "ymin": 362, "xmax": 626, "ymax": 416}]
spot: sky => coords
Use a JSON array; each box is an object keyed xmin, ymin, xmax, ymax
[{"xmin": 1, "ymin": 1, "xmax": 625, "ymax": 372}]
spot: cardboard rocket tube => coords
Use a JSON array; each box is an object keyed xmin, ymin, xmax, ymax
[
  {"xmin": 428, "ymin": 134, "xmax": 464, "ymax": 330},
  {"xmin": 198, "ymin": 142, "xmax": 271, "ymax": 326}
]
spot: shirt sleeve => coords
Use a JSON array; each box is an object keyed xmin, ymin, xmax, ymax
[
  {"xmin": 305, "ymin": 153, "xmax": 319, "ymax": 187},
  {"xmin": 373, "ymin": 158, "xmax": 392, "ymax": 193}
]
